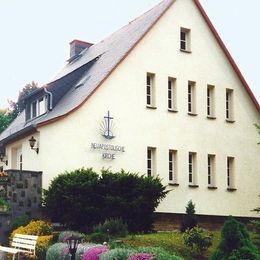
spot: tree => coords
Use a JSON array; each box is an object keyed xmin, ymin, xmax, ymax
[
  {"xmin": 0, "ymin": 109, "xmax": 13, "ymax": 134},
  {"xmin": 180, "ymin": 200, "xmax": 198, "ymax": 232},
  {"xmin": 43, "ymin": 168, "xmax": 168, "ymax": 233},
  {"xmin": 211, "ymin": 216, "xmax": 259, "ymax": 260},
  {"xmin": 8, "ymin": 81, "xmax": 38, "ymax": 119}
]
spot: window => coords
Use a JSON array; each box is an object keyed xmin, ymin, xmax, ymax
[
  {"xmin": 169, "ymin": 150, "xmax": 178, "ymax": 184},
  {"xmin": 208, "ymin": 154, "xmax": 216, "ymax": 187},
  {"xmin": 146, "ymin": 73, "xmax": 155, "ymax": 107},
  {"xmin": 188, "ymin": 152, "xmax": 197, "ymax": 186},
  {"xmin": 26, "ymin": 95, "xmax": 48, "ymax": 121},
  {"xmin": 188, "ymin": 81, "xmax": 196, "ymax": 114},
  {"xmin": 168, "ymin": 77, "xmax": 177, "ymax": 111},
  {"xmin": 207, "ymin": 85, "xmax": 215, "ymax": 118},
  {"xmin": 147, "ymin": 147, "xmax": 156, "ymax": 177},
  {"xmin": 226, "ymin": 89, "xmax": 234, "ymax": 121},
  {"xmin": 227, "ymin": 157, "xmax": 235, "ymax": 190},
  {"xmin": 180, "ymin": 28, "xmax": 191, "ymax": 52}
]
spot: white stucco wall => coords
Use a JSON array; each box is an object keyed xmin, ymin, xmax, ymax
[{"xmin": 4, "ymin": 0, "xmax": 260, "ymax": 217}]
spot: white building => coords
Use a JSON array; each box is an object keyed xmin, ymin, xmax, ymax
[{"xmin": 0, "ymin": 0, "xmax": 259, "ymax": 220}]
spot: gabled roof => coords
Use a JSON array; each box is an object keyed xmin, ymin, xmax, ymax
[{"xmin": 0, "ymin": 0, "xmax": 259, "ymax": 146}]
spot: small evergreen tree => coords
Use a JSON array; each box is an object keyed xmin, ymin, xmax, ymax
[
  {"xmin": 211, "ymin": 216, "xmax": 259, "ymax": 259},
  {"xmin": 180, "ymin": 200, "xmax": 198, "ymax": 232}
]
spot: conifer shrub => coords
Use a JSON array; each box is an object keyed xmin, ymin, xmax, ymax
[
  {"xmin": 43, "ymin": 168, "xmax": 167, "ymax": 233},
  {"xmin": 183, "ymin": 226, "xmax": 213, "ymax": 256},
  {"xmin": 211, "ymin": 216, "xmax": 259, "ymax": 259},
  {"xmin": 180, "ymin": 200, "xmax": 197, "ymax": 232},
  {"xmin": 9, "ymin": 214, "xmax": 31, "ymax": 231}
]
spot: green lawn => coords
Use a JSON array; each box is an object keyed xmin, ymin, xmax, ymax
[{"xmin": 122, "ymin": 231, "xmax": 221, "ymax": 259}]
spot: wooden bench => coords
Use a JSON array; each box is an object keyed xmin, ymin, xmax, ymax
[{"xmin": 0, "ymin": 233, "xmax": 38, "ymax": 260}]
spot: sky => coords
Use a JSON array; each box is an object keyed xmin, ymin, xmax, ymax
[{"xmin": 0, "ymin": 0, "xmax": 259, "ymax": 108}]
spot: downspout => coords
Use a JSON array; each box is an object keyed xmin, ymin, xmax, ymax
[{"xmin": 44, "ymin": 88, "xmax": 53, "ymax": 111}]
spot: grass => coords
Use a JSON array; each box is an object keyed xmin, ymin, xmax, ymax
[{"xmin": 122, "ymin": 231, "xmax": 221, "ymax": 259}]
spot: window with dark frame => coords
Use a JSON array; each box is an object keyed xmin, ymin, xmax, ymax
[
  {"xmin": 147, "ymin": 147, "xmax": 156, "ymax": 177},
  {"xmin": 208, "ymin": 154, "xmax": 216, "ymax": 186},
  {"xmin": 189, "ymin": 152, "xmax": 193, "ymax": 184}
]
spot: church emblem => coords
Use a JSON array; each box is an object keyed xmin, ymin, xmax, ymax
[{"xmin": 100, "ymin": 111, "xmax": 115, "ymax": 140}]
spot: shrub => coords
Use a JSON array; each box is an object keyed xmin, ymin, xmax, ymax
[
  {"xmin": 99, "ymin": 170, "xmax": 167, "ymax": 233},
  {"xmin": 9, "ymin": 214, "xmax": 31, "ymax": 231},
  {"xmin": 43, "ymin": 168, "xmax": 102, "ymax": 232},
  {"xmin": 46, "ymin": 243, "xmax": 69, "ymax": 260},
  {"xmin": 99, "ymin": 248, "xmax": 134, "ymax": 260},
  {"xmin": 211, "ymin": 216, "xmax": 259, "ymax": 259},
  {"xmin": 251, "ymin": 220, "xmax": 260, "ymax": 249},
  {"xmin": 36, "ymin": 235, "xmax": 54, "ymax": 260},
  {"xmin": 82, "ymin": 245, "xmax": 109, "ymax": 260},
  {"xmin": 76, "ymin": 243, "xmax": 102, "ymax": 260},
  {"xmin": 135, "ymin": 247, "xmax": 182, "ymax": 260},
  {"xmin": 180, "ymin": 200, "xmax": 197, "ymax": 232},
  {"xmin": 58, "ymin": 231, "xmax": 85, "ymax": 243},
  {"xmin": 92, "ymin": 218, "xmax": 128, "ymax": 241},
  {"xmin": 10, "ymin": 220, "xmax": 53, "ymax": 241},
  {"xmin": 183, "ymin": 226, "xmax": 213, "ymax": 256},
  {"xmin": 128, "ymin": 253, "xmax": 153, "ymax": 260},
  {"xmin": 10, "ymin": 220, "xmax": 53, "ymax": 260},
  {"xmin": 43, "ymin": 168, "xmax": 167, "ymax": 233},
  {"xmin": 89, "ymin": 232, "xmax": 109, "ymax": 244}
]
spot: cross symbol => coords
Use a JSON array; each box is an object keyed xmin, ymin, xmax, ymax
[{"xmin": 104, "ymin": 111, "xmax": 114, "ymax": 138}]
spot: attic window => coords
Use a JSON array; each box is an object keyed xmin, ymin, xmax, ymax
[
  {"xmin": 180, "ymin": 28, "xmax": 191, "ymax": 52},
  {"xmin": 26, "ymin": 95, "xmax": 48, "ymax": 121}
]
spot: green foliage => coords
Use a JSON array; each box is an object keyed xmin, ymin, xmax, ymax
[
  {"xmin": 99, "ymin": 169, "xmax": 167, "ymax": 233},
  {"xmin": 180, "ymin": 200, "xmax": 197, "ymax": 232},
  {"xmin": 90, "ymin": 218, "xmax": 128, "ymax": 243},
  {"xmin": 99, "ymin": 248, "xmax": 134, "ymax": 260},
  {"xmin": 8, "ymin": 81, "xmax": 38, "ymax": 119},
  {"xmin": 43, "ymin": 168, "xmax": 101, "ymax": 232},
  {"xmin": 58, "ymin": 230, "xmax": 85, "ymax": 243},
  {"xmin": 43, "ymin": 168, "xmax": 167, "ymax": 233},
  {"xmin": 0, "ymin": 196, "xmax": 9, "ymax": 210},
  {"xmin": 251, "ymin": 220, "xmax": 260, "ymax": 250},
  {"xmin": 46, "ymin": 243, "xmax": 69, "ymax": 260},
  {"xmin": 211, "ymin": 216, "xmax": 259, "ymax": 259},
  {"xmin": 0, "ymin": 109, "xmax": 14, "ymax": 134},
  {"xmin": 135, "ymin": 246, "xmax": 182, "ymax": 260},
  {"xmin": 183, "ymin": 226, "xmax": 213, "ymax": 256},
  {"xmin": 9, "ymin": 214, "xmax": 31, "ymax": 231}
]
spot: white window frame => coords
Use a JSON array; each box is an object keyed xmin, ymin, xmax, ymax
[
  {"xmin": 169, "ymin": 150, "xmax": 178, "ymax": 184},
  {"xmin": 188, "ymin": 81, "xmax": 196, "ymax": 114},
  {"xmin": 188, "ymin": 152, "xmax": 197, "ymax": 186},
  {"xmin": 208, "ymin": 154, "xmax": 216, "ymax": 187},
  {"xmin": 180, "ymin": 28, "xmax": 191, "ymax": 52},
  {"xmin": 146, "ymin": 73, "xmax": 156, "ymax": 108},
  {"xmin": 168, "ymin": 77, "xmax": 177, "ymax": 111},
  {"xmin": 147, "ymin": 147, "xmax": 156, "ymax": 177},
  {"xmin": 226, "ymin": 89, "xmax": 234, "ymax": 121},
  {"xmin": 227, "ymin": 157, "xmax": 235, "ymax": 189},
  {"xmin": 207, "ymin": 85, "xmax": 215, "ymax": 118},
  {"xmin": 30, "ymin": 95, "xmax": 47, "ymax": 120}
]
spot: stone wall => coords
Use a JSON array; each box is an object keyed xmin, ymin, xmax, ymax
[{"xmin": 6, "ymin": 170, "xmax": 42, "ymax": 219}]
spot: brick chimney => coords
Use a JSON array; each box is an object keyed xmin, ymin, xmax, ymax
[{"xmin": 69, "ymin": 39, "xmax": 93, "ymax": 61}]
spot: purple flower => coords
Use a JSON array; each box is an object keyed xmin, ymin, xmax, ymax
[
  {"xmin": 128, "ymin": 253, "xmax": 153, "ymax": 260},
  {"xmin": 82, "ymin": 246, "xmax": 108, "ymax": 260}
]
